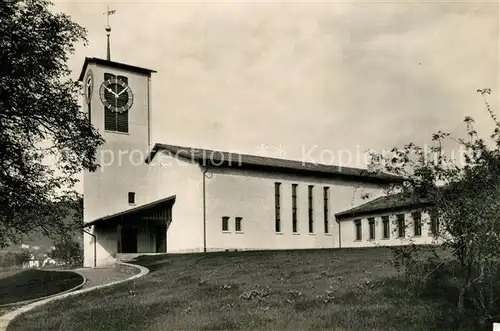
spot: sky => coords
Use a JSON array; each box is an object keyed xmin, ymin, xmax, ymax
[{"xmin": 53, "ymin": 0, "xmax": 499, "ymax": 171}]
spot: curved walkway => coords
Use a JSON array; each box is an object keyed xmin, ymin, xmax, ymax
[
  {"xmin": 73, "ymin": 266, "xmax": 135, "ymax": 289},
  {"xmin": 0, "ymin": 261, "xmax": 149, "ymax": 331}
]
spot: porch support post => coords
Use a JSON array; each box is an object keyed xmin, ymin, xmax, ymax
[{"xmin": 117, "ymin": 217, "xmax": 122, "ymax": 254}]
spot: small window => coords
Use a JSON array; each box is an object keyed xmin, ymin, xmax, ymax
[
  {"xmin": 368, "ymin": 218, "xmax": 375, "ymax": 240},
  {"xmin": 235, "ymin": 217, "xmax": 242, "ymax": 232},
  {"xmin": 128, "ymin": 192, "xmax": 135, "ymax": 204},
  {"xmin": 222, "ymin": 217, "xmax": 229, "ymax": 231},
  {"xmin": 354, "ymin": 219, "xmax": 362, "ymax": 240},
  {"xmin": 397, "ymin": 214, "xmax": 405, "ymax": 238},
  {"xmin": 382, "ymin": 216, "xmax": 390, "ymax": 239},
  {"xmin": 412, "ymin": 211, "xmax": 422, "ymax": 236}
]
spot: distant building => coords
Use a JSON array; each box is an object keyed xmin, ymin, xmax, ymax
[
  {"xmin": 22, "ymin": 256, "xmax": 40, "ymax": 269},
  {"xmin": 41, "ymin": 256, "xmax": 57, "ymax": 268},
  {"xmin": 336, "ymin": 193, "xmax": 440, "ymax": 248}
]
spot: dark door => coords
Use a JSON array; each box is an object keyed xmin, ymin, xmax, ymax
[
  {"xmin": 155, "ymin": 225, "xmax": 166, "ymax": 253},
  {"xmin": 121, "ymin": 227, "xmax": 138, "ymax": 253}
]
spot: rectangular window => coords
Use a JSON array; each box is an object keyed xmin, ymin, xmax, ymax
[
  {"xmin": 235, "ymin": 217, "xmax": 242, "ymax": 232},
  {"xmin": 323, "ymin": 187, "xmax": 329, "ymax": 234},
  {"xmin": 222, "ymin": 216, "xmax": 229, "ymax": 232},
  {"xmin": 430, "ymin": 209, "xmax": 440, "ymax": 236},
  {"xmin": 382, "ymin": 216, "xmax": 390, "ymax": 239},
  {"xmin": 412, "ymin": 211, "xmax": 422, "ymax": 236},
  {"xmin": 397, "ymin": 214, "xmax": 405, "ymax": 237},
  {"xmin": 368, "ymin": 218, "xmax": 375, "ymax": 240},
  {"xmin": 275, "ymin": 183, "xmax": 281, "ymax": 232},
  {"xmin": 354, "ymin": 219, "xmax": 362, "ymax": 240},
  {"xmin": 128, "ymin": 192, "xmax": 135, "ymax": 204},
  {"xmin": 308, "ymin": 185, "xmax": 314, "ymax": 233},
  {"xmin": 103, "ymin": 73, "xmax": 129, "ymax": 133},
  {"xmin": 292, "ymin": 184, "xmax": 298, "ymax": 233}
]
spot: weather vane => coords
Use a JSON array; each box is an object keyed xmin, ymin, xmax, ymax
[{"xmin": 103, "ymin": 5, "xmax": 116, "ymax": 61}]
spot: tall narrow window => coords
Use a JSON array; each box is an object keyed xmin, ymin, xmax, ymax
[
  {"xmin": 323, "ymin": 187, "xmax": 330, "ymax": 234},
  {"xmin": 430, "ymin": 209, "xmax": 440, "ymax": 236},
  {"xmin": 354, "ymin": 219, "xmax": 362, "ymax": 240},
  {"xmin": 275, "ymin": 183, "xmax": 281, "ymax": 232},
  {"xmin": 235, "ymin": 217, "xmax": 243, "ymax": 232},
  {"xmin": 308, "ymin": 185, "xmax": 314, "ymax": 233},
  {"xmin": 222, "ymin": 217, "xmax": 229, "ymax": 232},
  {"xmin": 368, "ymin": 218, "xmax": 375, "ymax": 240},
  {"xmin": 382, "ymin": 216, "xmax": 390, "ymax": 239},
  {"xmin": 412, "ymin": 211, "xmax": 422, "ymax": 236},
  {"xmin": 103, "ymin": 73, "xmax": 129, "ymax": 133},
  {"xmin": 292, "ymin": 184, "xmax": 298, "ymax": 233},
  {"xmin": 397, "ymin": 214, "xmax": 405, "ymax": 238}
]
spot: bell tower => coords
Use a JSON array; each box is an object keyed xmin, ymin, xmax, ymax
[
  {"xmin": 79, "ymin": 58, "xmax": 156, "ymax": 225},
  {"xmin": 78, "ymin": 6, "xmax": 157, "ymax": 267},
  {"xmin": 79, "ymin": 58, "xmax": 156, "ymax": 267}
]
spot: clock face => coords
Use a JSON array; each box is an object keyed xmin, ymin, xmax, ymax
[
  {"xmin": 84, "ymin": 70, "xmax": 93, "ymax": 104},
  {"xmin": 99, "ymin": 77, "xmax": 134, "ymax": 113}
]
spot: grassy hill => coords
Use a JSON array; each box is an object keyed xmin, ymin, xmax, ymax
[{"xmin": 7, "ymin": 247, "xmax": 481, "ymax": 331}]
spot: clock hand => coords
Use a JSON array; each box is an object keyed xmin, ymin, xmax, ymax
[
  {"xmin": 105, "ymin": 86, "xmax": 118, "ymax": 97},
  {"xmin": 117, "ymin": 87, "xmax": 129, "ymax": 97}
]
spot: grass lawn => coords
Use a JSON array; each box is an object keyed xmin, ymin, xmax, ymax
[
  {"xmin": 7, "ymin": 247, "xmax": 482, "ymax": 331},
  {"xmin": 0, "ymin": 269, "xmax": 83, "ymax": 306}
]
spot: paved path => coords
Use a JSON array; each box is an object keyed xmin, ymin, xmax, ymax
[
  {"xmin": 73, "ymin": 266, "xmax": 134, "ymax": 288},
  {"xmin": 0, "ymin": 262, "xmax": 149, "ymax": 331},
  {"xmin": 0, "ymin": 266, "xmax": 131, "ymax": 317}
]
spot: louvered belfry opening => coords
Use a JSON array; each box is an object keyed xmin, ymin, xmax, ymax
[{"xmin": 103, "ymin": 72, "xmax": 129, "ymax": 133}]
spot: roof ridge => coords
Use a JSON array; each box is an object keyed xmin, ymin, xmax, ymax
[
  {"xmin": 335, "ymin": 192, "xmax": 432, "ymax": 219},
  {"xmin": 147, "ymin": 142, "xmax": 403, "ymax": 183},
  {"xmin": 153, "ymin": 143, "xmax": 392, "ymax": 173}
]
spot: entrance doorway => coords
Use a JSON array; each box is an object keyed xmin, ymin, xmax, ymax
[
  {"xmin": 155, "ymin": 225, "xmax": 166, "ymax": 253},
  {"xmin": 121, "ymin": 227, "xmax": 138, "ymax": 253}
]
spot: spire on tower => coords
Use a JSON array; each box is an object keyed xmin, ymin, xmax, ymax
[{"xmin": 103, "ymin": 5, "xmax": 116, "ymax": 61}]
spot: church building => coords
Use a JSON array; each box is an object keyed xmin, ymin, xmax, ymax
[{"xmin": 79, "ymin": 56, "xmax": 439, "ymax": 267}]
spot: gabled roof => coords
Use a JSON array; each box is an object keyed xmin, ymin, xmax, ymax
[
  {"xmin": 335, "ymin": 193, "xmax": 433, "ymax": 219},
  {"xmin": 83, "ymin": 195, "xmax": 175, "ymax": 227},
  {"xmin": 146, "ymin": 143, "xmax": 404, "ymax": 184},
  {"xmin": 78, "ymin": 57, "xmax": 156, "ymax": 81}
]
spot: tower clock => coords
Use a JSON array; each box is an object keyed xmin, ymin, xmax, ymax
[
  {"xmin": 99, "ymin": 77, "xmax": 134, "ymax": 113},
  {"xmin": 84, "ymin": 70, "xmax": 93, "ymax": 104}
]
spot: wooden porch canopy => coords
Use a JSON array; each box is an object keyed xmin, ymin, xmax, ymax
[{"xmin": 83, "ymin": 195, "xmax": 175, "ymax": 228}]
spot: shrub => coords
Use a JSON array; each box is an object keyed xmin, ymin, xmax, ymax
[{"xmin": 49, "ymin": 239, "xmax": 83, "ymax": 268}]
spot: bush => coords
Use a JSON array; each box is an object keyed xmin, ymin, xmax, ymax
[
  {"xmin": 48, "ymin": 239, "xmax": 83, "ymax": 268},
  {"xmin": 0, "ymin": 250, "xmax": 32, "ymax": 270},
  {"xmin": 373, "ymin": 89, "xmax": 500, "ymax": 329}
]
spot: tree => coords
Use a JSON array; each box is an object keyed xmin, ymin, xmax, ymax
[
  {"xmin": 370, "ymin": 89, "xmax": 500, "ymax": 328},
  {"xmin": 17, "ymin": 248, "xmax": 32, "ymax": 266},
  {"xmin": 48, "ymin": 239, "xmax": 83, "ymax": 268},
  {"xmin": 0, "ymin": 1, "xmax": 103, "ymax": 247},
  {"xmin": 0, "ymin": 250, "xmax": 31, "ymax": 269}
]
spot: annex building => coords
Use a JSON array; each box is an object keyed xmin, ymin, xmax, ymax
[{"xmin": 80, "ymin": 58, "xmax": 439, "ymax": 267}]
